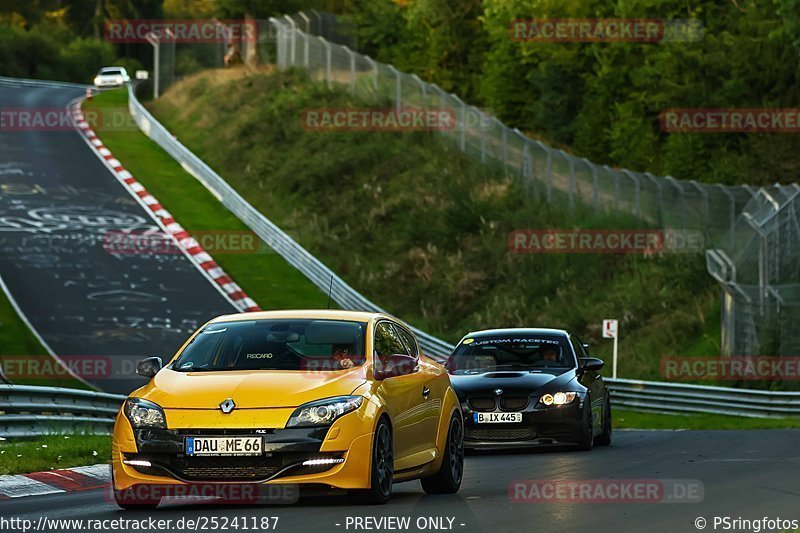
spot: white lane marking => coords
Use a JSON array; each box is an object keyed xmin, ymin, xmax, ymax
[
  {"xmin": 0, "ymin": 476, "xmax": 65, "ymax": 498},
  {"xmin": 69, "ymin": 464, "xmax": 111, "ymax": 481}
]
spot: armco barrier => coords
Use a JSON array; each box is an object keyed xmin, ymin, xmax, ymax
[
  {"xmin": 0, "ymin": 385, "xmax": 125, "ymax": 437},
  {"xmin": 606, "ymin": 378, "xmax": 800, "ymax": 418}
]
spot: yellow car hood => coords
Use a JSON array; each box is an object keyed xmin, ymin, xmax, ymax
[{"xmin": 138, "ymin": 366, "xmax": 368, "ymax": 409}]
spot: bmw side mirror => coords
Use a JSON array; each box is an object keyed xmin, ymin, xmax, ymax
[
  {"xmin": 136, "ymin": 356, "xmax": 163, "ymax": 378},
  {"xmin": 579, "ymin": 357, "xmax": 604, "ymax": 372},
  {"xmin": 374, "ymin": 354, "xmax": 417, "ymax": 380}
]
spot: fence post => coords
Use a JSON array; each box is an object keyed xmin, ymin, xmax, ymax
[
  {"xmin": 283, "ymin": 15, "xmax": 296, "ymax": 66},
  {"xmin": 586, "ymin": 159, "xmax": 600, "ymax": 216},
  {"xmin": 366, "ymin": 57, "xmax": 378, "ymax": 92},
  {"xmin": 542, "ymin": 144, "xmax": 553, "ymax": 203},
  {"xmin": 623, "ymin": 170, "xmax": 641, "ymax": 222},
  {"xmin": 474, "ymin": 107, "xmax": 486, "ymax": 163},
  {"xmin": 344, "ymin": 46, "xmax": 356, "ymax": 94},
  {"xmin": 310, "ymin": 9, "xmax": 322, "ymax": 35},
  {"xmin": 323, "ymin": 38, "xmax": 332, "ymax": 88},
  {"xmin": 303, "ymin": 32, "xmax": 310, "ymax": 68},
  {"xmin": 298, "ymin": 11, "xmax": 311, "ymax": 33},
  {"xmin": 690, "ymin": 180, "xmax": 710, "ymax": 230},
  {"xmin": 500, "ymin": 120, "xmax": 509, "ymax": 175},
  {"xmin": 411, "ymin": 74, "xmax": 427, "ymax": 103},
  {"xmin": 665, "ymin": 176, "xmax": 685, "ymax": 230},
  {"xmin": 452, "ymin": 95, "xmax": 467, "ymax": 151},
  {"xmin": 606, "ymin": 166, "xmax": 620, "ymax": 210},
  {"xmin": 521, "ymin": 140, "xmax": 533, "ymax": 194},
  {"xmin": 644, "ymin": 172, "xmax": 664, "ymax": 227},
  {"xmin": 568, "ymin": 156, "xmax": 576, "ymax": 211},
  {"xmin": 388, "ymin": 65, "xmax": 401, "ymax": 113}
]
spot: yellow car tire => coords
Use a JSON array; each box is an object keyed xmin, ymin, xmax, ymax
[
  {"xmin": 421, "ymin": 413, "xmax": 464, "ymax": 494},
  {"xmin": 350, "ymin": 418, "xmax": 393, "ymax": 505}
]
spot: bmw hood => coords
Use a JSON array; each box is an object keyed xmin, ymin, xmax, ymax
[
  {"xmin": 136, "ymin": 366, "xmax": 368, "ymax": 409},
  {"xmin": 449, "ymin": 370, "xmax": 577, "ymax": 399}
]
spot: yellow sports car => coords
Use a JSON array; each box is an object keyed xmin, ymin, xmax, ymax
[{"xmin": 112, "ymin": 310, "xmax": 463, "ymax": 508}]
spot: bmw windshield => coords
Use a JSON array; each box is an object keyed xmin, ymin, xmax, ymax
[
  {"xmin": 448, "ymin": 335, "xmax": 575, "ymax": 375},
  {"xmin": 171, "ymin": 319, "xmax": 367, "ymax": 372}
]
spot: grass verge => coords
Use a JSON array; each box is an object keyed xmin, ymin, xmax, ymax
[
  {"xmin": 0, "ymin": 435, "xmax": 111, "ymax": 475},
  {"xmin": 614, "ymin": 409, "xmax": 800, "ymax": 430}
]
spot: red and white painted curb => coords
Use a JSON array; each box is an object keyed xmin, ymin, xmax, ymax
[
  {"xmin": 69, "ymin": 101, "xmax": 260, "ymax": 313},
  {"xmin": 0, "ymin": 464, "xmax": 109, "ymax": 499}
]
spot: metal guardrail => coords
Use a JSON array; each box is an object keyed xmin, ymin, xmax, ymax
[
  {"xmin": 0, "ymin": 385, "xmax": 125, "ymax": 437},
  {"xmin": 127, "ymin": 84, "xmax": 455, "ymax": 359},
  {"xmin": 0, "ymin": 75, "xmax": 87, "ymax": 89},
  {"xmin": 606, "ymin": 378, "xmax": 800, "ymax": 418}
]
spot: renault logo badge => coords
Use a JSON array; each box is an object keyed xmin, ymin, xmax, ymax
[
  {"xmin": 219, "ymin": 398, "xmax": 236, "ymax": 414},
  {"xmin": 494, "ymin": 389, "xmax": 503, "ymax": 396}
]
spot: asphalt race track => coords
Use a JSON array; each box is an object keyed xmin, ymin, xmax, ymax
[
  {"xmin": 2, "ymin": 430, "xmax": 799, "ymax": 532},
  {"xmin": 0, "ymin": 82, "xmax": 236, "ymax": 394}
]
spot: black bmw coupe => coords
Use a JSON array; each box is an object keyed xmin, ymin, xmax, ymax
[{"xmin": 446, "ymin": 328, "xmax": 611, "ymax": 451}]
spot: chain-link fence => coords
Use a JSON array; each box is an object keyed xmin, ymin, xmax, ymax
[
  {"xmin": 707, "ymin": 186, "xmax": 800, "ymax": 356},
  {"xmin": 269, "ymin": 13, "xmax": 799, "ymax": 357},
  {"xmin": 146, "ymin": 19, "xmax": 275, "ymax": 97}
]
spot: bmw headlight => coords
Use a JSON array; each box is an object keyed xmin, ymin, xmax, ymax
[
  {"xmin": 538, "ymin": 391, "xmax": 578, "ymax": 407},
  {"xmin": 124, "ymin": 398, "xmax": 166, "ymax": 429},
  {"xmin": 286, "ymin": 396, "xmax": 363, "ymax": 428}
]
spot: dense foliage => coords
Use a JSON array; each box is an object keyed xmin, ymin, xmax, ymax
[{"xmin": 343, "ymin": 0, "xmax": 800, "ymax": 186}]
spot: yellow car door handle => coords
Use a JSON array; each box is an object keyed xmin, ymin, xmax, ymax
[{"xmin": 422, "ymin": 386, "xmax": 430, "ymax": 398}]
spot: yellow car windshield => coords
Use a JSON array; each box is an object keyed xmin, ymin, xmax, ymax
[{"xmin": 172, "ymin": 319, "xmax": 367, "ymax": 372}]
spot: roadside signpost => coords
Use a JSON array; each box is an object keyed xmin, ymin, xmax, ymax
[{"xmin": 603, "ymin": 319, "xmax": 619, "ymax": 378}]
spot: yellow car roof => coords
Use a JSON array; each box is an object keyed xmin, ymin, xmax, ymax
[{"xmin": 208, "ymin": 309, "xmax": 393, "ymax": 324}]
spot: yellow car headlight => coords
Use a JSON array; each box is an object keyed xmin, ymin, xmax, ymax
[
  {"xmin": 124, "ymin": 398, "xmax": 166, "ymax": 429},
  {"xmin": 286, "ymin": 396, "xmax": 363, "ymax": 428},
  {"xmin": 538, "ymin": 391, "xmax": 578, "ymax": 407}
]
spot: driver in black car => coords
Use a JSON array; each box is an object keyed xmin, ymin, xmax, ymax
[{"xmin": 539, "ymin": 345, "xmax": 561, "ymax": 364}]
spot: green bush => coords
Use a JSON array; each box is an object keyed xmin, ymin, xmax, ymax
[
  {"xmin": 344, "ymin": 0, "xmax": 800, "ymax": 186},
  {"xmin": 0, "ymin": 22, "xmax": 139, "ymax": 83}
]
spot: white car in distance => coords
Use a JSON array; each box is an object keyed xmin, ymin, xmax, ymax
[{"xmin": 93, "ymin": 66, "xmax": 131, "ymax": 88}]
